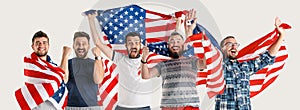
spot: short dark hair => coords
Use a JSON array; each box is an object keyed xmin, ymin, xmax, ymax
[
  {"xmin": 32, "ymin": 31, "xmax": 49, "ymax": 44},
  {"xmin": 125, "ymin": 32, "xmax": 141, "ymax": 43},
  {"xmin": 220, "ymin": 36, "xmax": 235, "ymax": 47},
  {"xmin": 168, "ymin": 31, "xmax": 184, "ymax": 41},
  {"xmin": 73, "ymin": 31, "xmax": 90, "ymax": 43}
]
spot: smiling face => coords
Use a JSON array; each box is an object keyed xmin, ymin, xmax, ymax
[
  {"xmin": 73, "ymin": 37, "xmax": 90, "ymax": 59},
  {"xmin": 125, "ymin": 36, "xmax": 141, "ymax": 58},
  {"xmin": 32, "ymin": 37, "xmax": 49, "ymax": 58},
  {"xmin": 221, "ymin": 37, "xmax": 240, "ymax": 59},
  {"xmin": 168, "ymin": 34, "xmax": 184, "ymax": 59}
]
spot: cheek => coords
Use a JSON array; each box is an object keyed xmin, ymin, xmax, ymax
[{"xmin": 85, "ymin": 45, "xmax": 90, "ymax": 50}]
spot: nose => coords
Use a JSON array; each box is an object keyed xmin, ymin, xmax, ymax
[
  {"xmin": 37, "ymin": 42, "xmax": 45, "ymax": 47},
  {"xmin": 131, "ymin": 43, "xmax": 138, "ymax": 48}
]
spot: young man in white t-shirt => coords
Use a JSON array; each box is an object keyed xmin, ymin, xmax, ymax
[{"xmin": 87, "ymin": 12, "xmax": 153, "ymax": 110}]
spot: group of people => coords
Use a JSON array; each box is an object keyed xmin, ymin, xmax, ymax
[{"xmin": 23, "ymin": 9, "xmax": 285, "ymax": 110}]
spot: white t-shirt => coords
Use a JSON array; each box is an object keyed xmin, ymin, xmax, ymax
[{"xmin": 113, "ymin": 52, "xmax": 160, "ymax": 108}]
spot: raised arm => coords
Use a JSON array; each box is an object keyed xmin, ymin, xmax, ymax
[
  {"xmin": 87, "ymin": 12, "xmax": 114, "ymax": 60},
  {"xmin": 268, "ymin": 17, "xmax": 286, "ymax": 56},
  {"xmin": 92, "ymin": 47, "xmax": 105, "ymax": 84},
  {"xmin": 184, "ymin": 9, "xmax": 197, "ymax": 37},
  {"xmin": 60, "ymin": 46, "xmax": 72, "ymax": 83},
  {"xmin": 141, "ymin": 43, "xmax": 160, "ymax": 79},
  {"xmin": 184, "ymin": 9, "xmax": 207, "ymax": 70}
]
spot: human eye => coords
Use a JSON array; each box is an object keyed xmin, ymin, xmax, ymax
[
  {"xmin": 169, "ymin": 40, "xmax": 175, "ymax": 44},
  {"xmin": 35, "ymin": 41, "xmax": 41, "ymax": 46},
  {"xmin": 225, "ymin": 42, "xmax": 233, "ymax": 47},
  {"xmin": 43, "ymin": 41, "xmax": 48, "ymax": 45},
  {"xmin": 128, "ymin": 41, "xmax": 133, "ymax": 45}
]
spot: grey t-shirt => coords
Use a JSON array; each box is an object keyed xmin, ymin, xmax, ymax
[{"xmin": 154, "ymin": 57, "xmax": 200, "ymax": 107}]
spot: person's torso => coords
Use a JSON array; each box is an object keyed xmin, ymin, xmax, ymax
[
  {"xmin": 114, "ymin": 52, "xmax": 157, "ymax": 107},
  {"xmin": 158, "ymin": 57, "xmax": 200, "ymax": 107},
  {"xmin": 67, "ymin": 58, "xmax": 98, "ymax": 107},
  {"xmin": 216, "ymin": 60, "xmax": 252, "ymax": 110}
]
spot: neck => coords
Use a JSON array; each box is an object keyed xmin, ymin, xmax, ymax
[
  {"xmin": 76, "ymin": 56, "xmax": 88, "ymax": 59},
  {"xmin": 39, "ymin": 56, "xmax": 47, "ymax": 61}
]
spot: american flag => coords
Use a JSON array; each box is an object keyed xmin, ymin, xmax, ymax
[
  {"xmin": 85, "ymin": 4, "xmax": 225, "ymax": 109},
  {"xmin": 15, "ymin": 53, "xmax": 68, "ymax": 110},
  {"xmin": 184, "ymin": 32, "xmax": 225, "ymax": 98},
  {"xmin": 97, "ymin": 58, "xmax": 118, "ymax": 110},
  {"xmin": 237, "ymin": 23, "xmax": 291, "ymax": 98}
]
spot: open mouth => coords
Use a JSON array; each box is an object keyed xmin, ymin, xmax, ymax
[
  {"xmin": 230, "ymin": 49, "xmax": 237, "ymax": 54},
  {"xmin": 129, "ymin": 48, "xmax": 140, "ymax": 58},
  {"xmin": 77, "ymin": 49, "xmax": 85, "ymax": 54},
  {"xmin": 130, "ymin": 48, "xmax": 138, "ymax": 54},
  {"xmin": 171, "ymin": 46, "xmax": 180, "ymax": 52},
  {"xmin": 38, "ymin": 48, "xmax": 45, "ymax": 51}
]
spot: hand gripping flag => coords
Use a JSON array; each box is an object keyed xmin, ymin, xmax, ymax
[
  {"xmin": 237, "ymin": 23, "xmax": 291, "ymax": 98},
  {"xmin": 15, "ymin": 53, "xmax": 68, "ymax": 110}
]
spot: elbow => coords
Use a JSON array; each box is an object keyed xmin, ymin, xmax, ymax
[
  {"xmin": 63, "ymin": 77, "xmax": 69, "ymax": 84},
  {"xmin": 94, "ymin": 79, "xmax": 103, "ymax": 84},
  {"xmin": 142, "ymin": 74, "xmax": 150, "ymax": 79},
  {"xmin": 94, "ymin": 77, "xmax": 103, "ymax": 84}
]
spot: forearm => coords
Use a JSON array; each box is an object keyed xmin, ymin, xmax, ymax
[
  {"xmin": 141, "ymin": 63, "xmax": 152, "ymax": 79},
  {"xmin": 268, "ymin": 33, "xmax": 285, "ymax": 56},
  {"xmin": 93, "ymin": 59, "xmax": 104, "ymax": 84},
  {"xmin": 185, "ymin": 30, "xmax": 193, "ymax": 38},
  {"xmin": 60, "ymin": 54, "xmax": 69, "ymax": 83},
  {"xmin": 88, "ymin": 17, "xmax": 102, "ymax": 47},
  {"xmin": 88, "ymin": 16, "xmax": 113, "ymax": 59}
]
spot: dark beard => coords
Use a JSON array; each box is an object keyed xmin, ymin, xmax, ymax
[
  {"xmin": 169, "ymin": 52, "xmax": 180, "ymax": 59},
  {"xmin": 228, "ymin": 55, "xmax": 237, "ymax": 60},
  {"xmin": 75, "ymin": 49, "xmax": 88, "ymax": 58},
  {"xmin": 129, "ymin": 54, "xmax": 140, "ymax": 59},
  {"xmin": 35, "ymin": 52, "xmax": 47, "ymax": 57},
  {"xmin": 128, "ymin": 48, "xmax": 140, "ymax": 59},
  {"xmin": 168, "ymin": 47, "xmax": 184, "ymax": 59}
]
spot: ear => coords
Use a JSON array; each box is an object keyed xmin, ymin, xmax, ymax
[
  {"xmin": 221, "ymin": 46, "xmax": 224, "ymax": 50},
  {"xmin": 31, "ymin": 44, "xmax": 34, "ymax": 50}
]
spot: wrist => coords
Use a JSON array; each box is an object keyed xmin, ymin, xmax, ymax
[
  {"xmin": 95, "ymin": 56, "xmax": 102, "ymax": 60},
  {"xmin": 141, "ymin": 59, "xmax": 147, "ymax": 64}
]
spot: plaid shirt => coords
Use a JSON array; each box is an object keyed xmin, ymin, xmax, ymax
[{"xmin": 215, "ymin": 51, "xmax": 275, "ymax": 110}]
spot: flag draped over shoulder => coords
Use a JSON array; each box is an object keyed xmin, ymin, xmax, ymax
[
  {"xmin": 85, "ymin": 4, "xmax": 225, "ymax": 109},
  {"xmin": 15, "ymin": 53, "xmax": 68, "ymax": 110},
  {"xmin": 237, "ymin": 23, "xmax": 291, "ymax": 98}
]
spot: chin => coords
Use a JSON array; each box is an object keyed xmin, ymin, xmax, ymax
[
  {"xmin": 228, "ymin": 56, "xmax": 237, "ymax": 60},
  {"xmin": 129, "ymin": 54, "xmax": 140, "ymax": 58}
]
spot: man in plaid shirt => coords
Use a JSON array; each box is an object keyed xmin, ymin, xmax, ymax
[{"xmin": 215, "ymin": 17, "xmax": 286, "ymax": 110}]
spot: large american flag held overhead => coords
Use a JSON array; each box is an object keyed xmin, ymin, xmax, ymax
[
  {"xmin": 15, "ymin": 53, "xmax": 68, "ymax": 110},
  {"xmin": 85, "ymin": 4, "xmax": 290, "ymax": 109},
  {"xmin": 237, "ymin": 23, "xmax": 291, "ymax": 98},
  {"xmin": 85, "ymin": 4, "xmax": 225, "ymax": 109}
]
